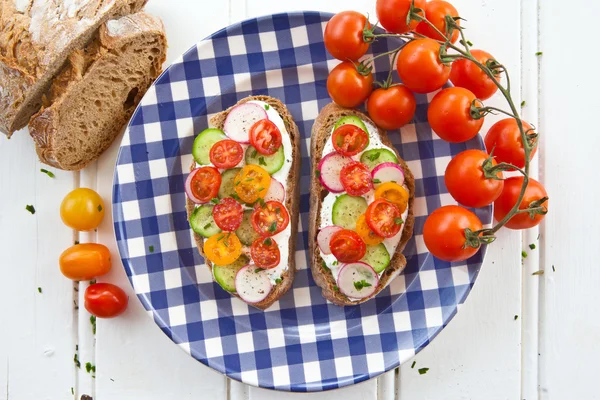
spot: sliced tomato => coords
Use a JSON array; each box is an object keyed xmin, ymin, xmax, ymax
[
  {"xmin": 251, "ymin": 201, "xmax": 290, "ymax": 237},
  {"xmin": 340, "ymin": 161, "xmax": 373, "ymax": 196},
  {"xmin": 203, "ymin": 233, "xmax": 243, "ymax": 265},
  {"xmin": 209, "ymin": 139, "xmax": 244, "ymax": 169},
  {"xmin": 365, "ymin": 199, "xmax": 403, "ymax": 238},
  {"xmin": 190, "ymin": 167, "xmax": 221, "ymax": 203},
  {"xmin": 332, "ymin": 125, "xmax": 369, "ymax": 156},
  {"xmin": 355, "ymin": 214, "xmax": 384, "ymax": 245},
  {"xmin": 250, "ymin": 237, "xmax": 281, "ymax": 269},
  {"xmin": 212, "ymin": 198, "xmax": 243, "ymax": 231},
  {"xmin": 249, "ymin": 120, "xmax": 282, "ymax": 155},
  {"xmin": 234, "ymin": 165, "xmax": 271, "ymax": 204},
  {"xmin": 329, "ymin": 229, "xmax": 367, "ymax": 263},
  {"xmin": 374, "ymin": 182, "xmax": 409, "ymax": 213}
]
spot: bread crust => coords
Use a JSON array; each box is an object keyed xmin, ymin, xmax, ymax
[
  {"xmin": 308, "ymin": 103, "xmax": 415, "ymax": 306},
  {"xmin": 186, "ymin": 96, "xmax": 301, "ymax": 310}
]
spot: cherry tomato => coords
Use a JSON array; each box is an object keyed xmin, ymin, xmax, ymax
[
  {"xmin": 355, "ymin": 214, "xmax": 384, "ymax": 245},
  {"xmin": 445, "ymin": 149, "xmax": 504, "ymax": 208},
  {"xmin": 209, "ymin": 139, "xmax": 243, "ymax": 168},
  {"xmin": 494, "ymin": 177, "xmax": 548, "ymax": 230},
  {"xmin": 365, "ymin": 199, "xmax": 403, "ymax": 238},
  {"xmin": 332, "ymin": 124, "xmax": 370, "ymax": 156},
  {"xmin": 251, "ymin": 201, "xmax": 290, "ymax": 237},
  {"xmin": 189, "ymin": 167, "xmax": 221, "ymax": 203},
  {"xmin": 376, "ymin": 0, "xmax": 426, "ymax": 34},
  {"xmin": 484, "ymin": 119, "xmax": 538, "ymax": 169},
  {"xmin": 397, "ymin": 38, "xmax": 451, "ymax": 94},
  {"xmin": 324, "ymin": 11, "xmax": 370, "ymax": 61},
  {"xmin": 234, "ymin": 165, "xmax": 271, "ymax": 204},
  {"xmin": 423, "ymin": 205, "xmax": 483, "ymax": 262},
  {"xmin": 212, "ymin": 198, "xmax": 243, "ymax": 231},
  {"xmin": 327, "ymin": 62, "xmax": 374, "ymax": 108},
  {"xmin": 450, "ymin": 49, "xmax": 500, "ymax": 100},
  {"xmin": 59, "ymin": 243, "xmax": 112, "ymax": 281},
  {"xmin": 250, "ymin": 237, "xmax": 281, "ymax": 269},
  {"xmin": 374, "ymin": 182, "xmax": 409, "ymax": 213},
  {"xmin": 340, "ymin": 162, "xmax": 373, "ymax": 196},
  {"xmin": 60, "ymin": 188, "xmax": 105, "ymax": 231},
  {"xmin": 84, "ymin": 283, "xmax": 128, "ymax": 319},
  {"xmin": 416, "ymin": 0, "xmax": 460, "ymax": 43},
  {"xmin": 428, "ymin": 87, "xmax": 484, "ymax": 143},
  {"xmin": 203, "ymin": 233, "xmax": 243, "ymax": 265},
  {"xmin": 249, "ymin": 120, "xmax": 282, "ymax": 155},
  {"xmin": 329, "ymin": 229, "xmax": 367, "ymax": 263},
  {"xmin": 367, "ymin": 85, "xmax": 416, "ymax": 130}
]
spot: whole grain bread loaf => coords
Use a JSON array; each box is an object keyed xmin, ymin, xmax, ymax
[
  {"xmin": 29, "ymin": 11, "xmax": 167, "ymax": 170},
  {"xmin": 0, "ymin": 0, "xmax": 148, "ymax": 136}
]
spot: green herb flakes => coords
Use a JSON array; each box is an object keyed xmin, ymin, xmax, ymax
[
  {"xmin": 536, "ymin": 51, "xmax": 543, "ymax": 56},
  {"xmin": 85, "ymin": 362, "xmax": 96, "ymax": 374},
  {"xmin": 258, "ymin": 156, "xmax": 267, "ymax": 166},
  {"xmin": 315, "ymin": 169, "xmax": 320, "ymax": 178},
  {"xmin": 532, "ymin": 270, "xmax": 544, "ymax": 276},
  {"xmin": 149, "ymin": 245, "xmax": 155, "ymax": 253},
  {"xmin": 367, "ymin": 152, "xmax": 381, "ymax": 162},
  {"xmin": 395, "ymin": 217, "xmax": 404, "ymax": 225},
  {"xmin": 321, "ymin": 261, "xmax": 330, "ymax": 272},
  {"xmin": 552, "ymin": 265, "xmax": 556, "ymax": 272},
  {"xmin": 353, "ymin": 280, "xmax": 372, "ymax": 290},
  {"xmin": 211, "ymin": 198, "xmax": 219, "ymax": 204},
  {"xmin": 264, "ymin": 104, "xmax": 270, "ymax": 110},
  {"xmin": 521, "ymin": 251, "xmax": 528, "ymax": 258},
  {"xmin": 40, "ymin": 168, "xmax": 55, "ymax": 178},
  {"xmin": 529, "ymin": 243, "xmax": 536, "ymax": 250},
  {"xmin": 521, "ymin": 100, "xmax": 526, "ymax": 107},
  {"xmin": 74, "ymin": 353, "xmax": 81, "ymax": 368},
  {"xmin": 333, "ymin": 285, "xmax": 339, "ymax": 292},
  {"xmin": 275, "ymin": 278, "xmax": 282, "ymax": 284},
  {"xmin": 514, "ymin": 315, "xmax": 519, "ymax": 320},
  {"xmin": 373, "ymin": 178, "xmax": 381, "ymax": 184},
  {"xmin": 255, "ymin": 268, "xmax": 262, "ymax": 273},
  {"xmin": 37, "ymin": 287, "xmax": 42, "ymax": 293},
  {"xmin": 203, "ymin": 223, "xmax": 212, "ymax": 230},
  {"xmin": 90, "ymin": 315, "xmax": 97, "ymax": 335},
  {"xmin": 411, "ymin": 361, "xmax": 416, "ymax": 369},
  {"xmin": 97, "ymin": 204, "xmax": 103, "ymax": 212},
  {"xmin": 268, "ymin": 222, "xmax": 277, "ymax": 233},
  {"xmin": 25, "ymin": 205, "xmax": 36, "ymax": 214},
  {"xmin": 264, "ymin": 238, "xmax": 273, "ymax": 246},
  {"xmin": 418, "ymin": 367, "xmax": 429, "ymax": 375}
]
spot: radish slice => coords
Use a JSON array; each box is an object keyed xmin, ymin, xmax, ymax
[
  {"xmin": 264, "ymin": 178, "xmax": 285, "ymax": 202},
  {"xmin": 235, "ymin": 264, "xmax": 272, "ymax": 303},
  {"xmin": 185, "ymin": 168, "xmax": 203, "ymax": 204},
  {"xmin": 372, "ymin": 162, "xmax": 405, "ymax": 187},
  {"xmin": 337, "ymin": 262, "xmax": 379, "ymax": 299},
  {"xmin": 223, "ymin": 103, "xmax": 268, "ymax": 144},
  {"xmin": 317, "ymin": 152, "xmax": 353, "ymax": 193},
  {"xmin": 317, "ymin": 226, "xmax": 343, "ymax": 254}
]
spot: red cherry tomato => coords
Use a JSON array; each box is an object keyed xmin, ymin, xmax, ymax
[
  {"xmin": 324, "ymin": 11, "xmax": 370, "ymax": 61},
  {"xmin": 397, "ymin": 38, "xmax": 451, "ymax": 94},
  {"xmin": 416, "ymin": 0, "xmax": 460, "ymax": 43},
  {"xmin": 327, "ymin": 61, "xmax": 374, "ymax": 108},
  {"xmin": 332, "ymin": 124, "xmax": 369, "ymax": 156},
  {"xmin": 209, "ymin": 140, "xmax": 244, "ymax": 169},
  {"xmin": 251, "ymin": 201, "xmax": 290, "ymax": 237},
  {"xmin": 329, "ymin": 229, "xmax": 367, "ymax": 263},
  {"xmin": 423, "ymin": 205, "xmax": 483, "ymax": 262},
  {"xmin": 484, "ymin": 119, "xmax": 538, "ymax": 169},
  {"xmin": 367, "ymin": 85, "xmax": 416, "ymax": 130},
  {"xmin": 428, "ymin": 87, "xmax": 484, "ymax": 143},
  {"xmin": 250, "ymin": 237, "xmax": 281, "ymax": 269},
  {"xmin": 340, "ymin": 161, "xmax": 373, "ymax": 196},
  {"xmin": 376, "ymin": 0, "xmax": 426, "ymax": 34},
  {"xmin": 249, "ymin": 120, "xmax": 282, "ymax": 155},
  {"xmin": 212, "ymin": 198, "xmax": 244, "ymax": 231},
  {"xmin": 450, "ymin": 49, "xmax": 500, "ymax": 100},
  {"xmin": 365, "ymin": 199, "xmax": 403, "ymax": 238},
  {"xmin": 84, "ymin": 283, "xmax": 128, "ymax": 318},
  {"xmin": 494, "ymin": 177, "xmax": 548, "ymax": 230},
  {"xmin": 189, "ymin": 167, "xmax": 222, "ymax": 203}
]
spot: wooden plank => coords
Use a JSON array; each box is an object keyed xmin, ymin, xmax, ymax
[{"xmin": 538, "ymin": 1, "xmax": 600, "ymax": 398}]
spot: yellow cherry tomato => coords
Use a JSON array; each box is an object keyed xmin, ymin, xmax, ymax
[
  {"xmin": 374, "ymin": 182, "xmax": 409, "ymax": 213},
  {"xmin": 59, "ymin": 243, "xmax": 112, "ymax": 280},
  {"xmin": 355, "ymin": 214, "xmax": 384, "ymax": 245},
  {"xmin": 234, "ymin": 165, "xmax": 271, "ymax": 204},
  {"xmin": 60, "ymin": 188, "xmax": 105, "ymax": 231},
  {"xmin": 203, "ymin": 233, "xmax": 243, "ymax": 265}
]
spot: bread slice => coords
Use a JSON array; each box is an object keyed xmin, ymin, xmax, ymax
[
  {"xmin": 186, "ymin": 96, "xmax": 301, "ymax": 310},
  {"xmin": 0, "ymin": 0, "xmax": 148, "ymax": 136},
  {"xmin": 309, "ymin": 103, "xmax": 416, "ymax": 306},
  {"xmin": 28, "ymin": 12, "xmax": 167, "ymax": 171}
]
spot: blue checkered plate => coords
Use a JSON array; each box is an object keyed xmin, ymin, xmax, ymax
[{"xmin": 112, "ymin": 11, "xmax": 492, "ymax": 392}]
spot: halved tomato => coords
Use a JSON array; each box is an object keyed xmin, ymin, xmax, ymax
[
  {"xmin": 374, "ymin": 182, "xmax": 409, "ymax": 213},
  {"xmin": 212, "ymin": 198, "xmax": 243, "ymax": 231},
  {"xmin": 365, "ymin": 199, "xmax": 403, "ymax": 238},
  {"xmin": 330, "ymin": 229, "xmax": 367, "ymax": 263},
  {"xmin": 355, "ymin": 214, "xmax": 384, "ymax": 245},
  {"xmin": 209, "ymin": 139, "xmax": 244, "ymax": 169},
  {"xmin": 203, "ymin": 233, "xmax": 242, "ymax": 265},
  {"xmin": 340, "ymin": 161, "xmax": 373, "ymax": 196},
  {"xmin": 251, "ymin": 201, "xmax": 290, "ymax": 237},
  {"xmin": 249, "ymin": 120, "xmax": 282, "ymax": 155},
  {"xmin": 332, "ymin": 125, "xmax": 369, "ymax": 156},
  {"xmin": 234, "ymin": 165, "xmax": 271, "ymax": 204},
  {"xmin": 190, "ymin": 167, "xmax": 221, "ymax": 203},
  {"xmin": 250, "ymin": 237, "xmax": 281, "ymax": 269}
]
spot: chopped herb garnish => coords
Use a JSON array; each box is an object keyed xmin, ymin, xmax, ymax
[
  {"xmin": 90, "ymin": 315, "xmax": 96, "ymax": 335},
  {"xmin": 85, "ymin": 362, "xmax": 96, "ymax": 374},
  {"xmin": 268, "ymin": 222, "xmax": 277, "ymax": 233},
  {"xmin": 40, "ymin": 168, "xmax": 55, "ymax": 178},
  {"xmin": 251, "ymin": 148, "xmax": 258, "ymax": 158},
  {"xmin": 235, "ymin": 181, "xmax": 241, "ymax": 186},
  {"xmin": 275, "ymin": 278, "xmax": 282, "ymax": 284},
  {"xmin": 353, "ymin": 280, "xmax": 372, "ymax": 290},
  {"xmin": 258, "ymin": 187, "xmax": 265, "ymax": 192},
  {"xmin": 514, "ymin": 315, "xmax": 519, "ymax": 320},
  {"xmin": 275, "ymin": 207, "xmax": 281, "ymax": 214},
  {"xmin": 418, "ymin": 367, "xmax": 429, "ymax": 375},
  {"xmin": 333, "ymin": 285, "xmax": 339, "ymax": 292},
  {"xmin": 521, "ymin": 100, "xmax": 526, "ymax": 107},
  {"xmin": 315, "ymin": 169, "xmax": 320, "ymax": 178},
  {"xmin": 529, "ymin": 243, "xmax": 536, "ymax": 250},
  {"xmin": 149, "ymin": 245, "xmax": 154, "ymax": 253},
  {"xmin": 255, "ymin": 268, "xmax": 262, "ymax": 273},
  {"xmin": 332, "ymin": 261, "xmax": 338, "ymax": 266},
  {"xmin": 203, "ymin": 223, "xmax": 212, "ymax": 230},
  {"xmin": 467, "ymin": 40, "xmax": 473, "ymax": 46},
  {"xmin": 71, "ymin": 387, "xmax": 74, "ymax": 395},
  {"xmin": 321, "ymin": 261, "xmax": 330, "ymax": 272},
  {"xmin": 552, "ymin": 265, "xmax": 556, "ymax": 272},
  {"xmin": 411, "ymin": 361, "xmax": 416, "ymax": 369},
  {"xmin": 522, "ymin": 250, "xmax": 528, "ymax": 258},
  {"xmin": 532, "ymin": 270, "xmax": 544, "ymax": 276},
  {"xmin": 217, "ymin": 234, "xmax": 225, "ymax": 241},
  {"xmin": 258, "ymin": 156, "xmax": 267, "ymax": 166},
  {"xmin": 74, "ymin": 353, "xmax": 81, "ymax": 368},
  {"xmin": 536, "ymin": 51, "xmax": 543, "ymax": 56},
  {"xmin": 37, "ymin": 287, "xmax": 42, "ymax": 293},
  {"xmin": 231, "ymin": 193, "xmax": 240, "ymax": 201},
  {"xmin": 264, "ymin": 238, "xmax": 273, "ymax": 246},
  {"xmin": 264, "ymin": 104, "xmax": 270, "ymax": 110},
  {"xmin": 367, "ymin": 152, "xmax": 381, "ymax": 162},
  {"xmin": 97, "ymin": 204, "xmax": 103, "ymax": 212},
  {"xmin": 373, "ymin": 178, "xmax": 381, "ymax": 184},
  {"xmin": 211, "ymin": 198, "xmax": 219, "ymax": 204},
  {"xmin": 394, "ymin": 217, "xmax": 403, "ymax": 225},
  {"xmin": 74, "ymin": 241, "xmax": 80, "ymax": 245},
  {"xmin": 25, "ymin": 205, "xmax": 35, "ymax": 214}
]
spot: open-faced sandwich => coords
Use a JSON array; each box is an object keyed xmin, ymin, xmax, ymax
[
  {"xmin": 309, "ymin": 103, "xmax": 415, "ymax": 306},
  {"xmin": 185, "ymin": 96, "xmax": 300, "ymax": 310}
]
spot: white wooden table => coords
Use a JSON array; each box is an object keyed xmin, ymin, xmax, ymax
[{"xmin": 1, "ymin": 0, "xmax": 598, "ymax": 399}]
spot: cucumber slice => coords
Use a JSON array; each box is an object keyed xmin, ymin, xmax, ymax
[
  {"xmin": 236, "ymin": 210, "xmax": 261, "ymax": 246},
  {"xmin": 218, "ymin": 168, "xmax": 241, "ymax": 199},
  {"xmin": 189, "ymin": 205, "xmax": 222, "ymax": 238},
  {"xmin": 245, "ymin": 145, "xmax": 285, "ymax": 174},
  {"xmin": 360, "ymin": 148, "xmax": 398, "ymax": 171},
  {"xmin": 361, "ymin": 244, "xmax": 391, "ymax": 273},
  {"xmin": 192, "ymin": 128, "xmax": 227, "ymax": 165},
  {"xmin": 332, "ymin": 194, "xmax": 368, "ymax": 230},
  {"xmin": 213, "ymin": 254, "xmax": 250, "ymax": 293},
  {"xmin": 334, "ymin": 116, "xmax": 369, "ymax": 133}
]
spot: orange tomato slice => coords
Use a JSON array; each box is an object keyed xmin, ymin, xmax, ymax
[
  {"xmin": 234, "ymin": 165, "xmax": 271, "ymax": 204},
  {"xmin": 355, "ymin": 214, "xmax": 384, "ymax": 245},
  {"xmin": 203, "ymin": 233, "xmax": 242, "ymax": 265},
  {"xmin": 374, "ymin": 182, "xmax": 409, "ymax": 213}
]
